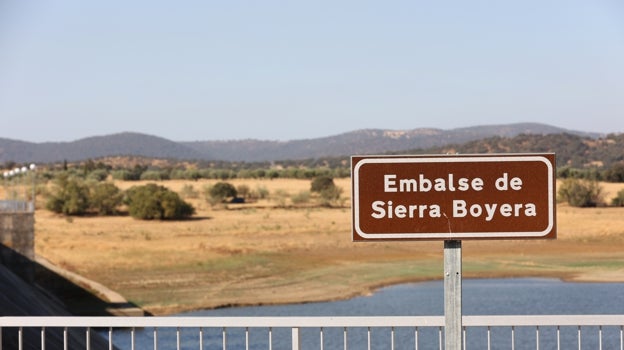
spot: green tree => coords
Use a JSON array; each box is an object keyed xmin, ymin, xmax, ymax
[
  {"xmin": 111, "ymin": 170, "xmax": 134, "ymax": 181},
  {"xmin": 125, "ymin": 184, "xmax": 195, "ymax": 220},
  {"xmin": 140, "ymin": 170, "xmax": 170, "ymax": 181},
  {"xmin": 267, "ymin": 169, "xmax": 280, "ymax": 180},
  {"xmin": 236, "ymin": 169, "xmax": 253, "ymax": 179},
  {"xmin": 557, "ymin": 178, "xmax": 604, "ymax": 207},
  {"xmin": 183, "ymin": 169, "xmax": 202, "ymax": 181},
  {"xmin": 82, "ymin": 159, "xmax": 96, "ymax": 175},
  {"xmin": 310, "ymin": 176, "xmax": 335, "ymax": 193},
  {"xmin": 207, "ymin": 182, "xmax": 238, "ymax": 203},
  {"xmin": 603, "ymin": 163, "xmax": 624, "ymax": 183},
  {"xmin": 90, "ymin": 182, "xmax": 123, "ymax": 215},
  {"xmin": 45, "ymin": 173, "xmax": 90, "ymax": 215},
  {"xmin": 87, "ymin": 169, "xmax": 109, "ymax": 182},
  {"xmin": 113, "ymin": 165, "xmax": 147, "ymax": 181}
]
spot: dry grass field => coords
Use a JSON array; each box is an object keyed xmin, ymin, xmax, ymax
[{"xmin": 24, "ymin": 178, "xmax": 624, "ymax": 315}]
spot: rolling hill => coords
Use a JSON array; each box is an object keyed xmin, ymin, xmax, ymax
[{"xmin": 0, "ymin": 123, "xmax": 604, "ymax": 164}]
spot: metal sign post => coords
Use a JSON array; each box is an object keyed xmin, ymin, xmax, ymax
[
  {"xmin": 350, "ymin": 153, "xmax": 557, "ymax": 350},
  {"xmin": 444, "ymin": 240, "xmax": 462, "ymax": 350}
]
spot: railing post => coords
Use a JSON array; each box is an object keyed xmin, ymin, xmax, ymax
[
  {"xmin": 199, "ymin": 327, "xmax": 203, "ymax": 350},
  {"xmin": 414, "ymin": 326, "xmax": 419, "ymax": 350},
  {"xmin": 291, "ymin": 327, "xmax": 301, "ymax": 350},
  {"xmin": 176, "ymin": 327, "xmax": 181, "ymax": 350},
  {"xmin": 222, "ymin": 327, "xmax": 227, "ymax": 350},
  {"xmin": 245, "ymin": 327, "xmax": 249, "ymax": 350},
  {"xmin": 86, "ymin": 327, "xmax": 91, "ymax": 350},
  {"xmin": 131, "ymin": 328, "xmax": 135, "ymax": 350},
  {"xmin": 444, "ymin": 240, "xmax": 463, "ymax": 350}
]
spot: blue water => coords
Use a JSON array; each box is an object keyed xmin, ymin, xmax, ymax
[{"xmin": 107, "ymin": 278, "xmax": 624, "ymax": 349}]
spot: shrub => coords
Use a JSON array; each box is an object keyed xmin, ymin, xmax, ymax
[
  {"xmin": 236, "ymin": 169, "xmax": 253, "ymax": 179},
  {"xmin": 111, "ymin": 170, "xmax": 134, "ymax": 181},
  {"xmin": 557, "ymin": 178, "xmax": 604, "ymax": 207},
  {"xmin": 140, "ymin": 170, "xmax": 170, "ymax": 181},
  {"xmin": 86, "ymin": 169, "xmax": 109, "ymax": 182},
  {"xmin": 125, "ymin": 183, "xmax": 195, "ymax": 220},
  {"xmin": 180, "ymin": 184, "xmax": 199, "ymax": 199},
  {"xmin": 182, "ymin": 169, "xmax": 202, "ymax": 181},
  {"xmin": 207, "ymin": 182, "xmax": 237, "ymax": 204},
  {"xmin": 45, "ymin": 174, "xmax": 90, "ymax": 215},
  {"xmin": 111, "ymin": 165, "xmax": 146, "ymax": 181},
  {"xmin": 311, "ymin": 175, "xmax": 342, "ymax": 206},
  {"xmin": 612, "ymin": 189, "xmax": 624, "ymax": 207},
  {"xmin": 90, "ymin": 182, "xmax": 123, "ymax": 215},
  {"xmin": 272, "ymin": 189, "xmax": 288, "ymax": 207},
  {"xmin": 311, "ymin": 176, "xmax": 335, "ymax": 193},
  {"xmin": 603, "ymin": 164, "xmax": 624, "ymax": 183},
  {"xmin": 291, "ymin": 190, "xmax": 311, "ymax": 205},
  {"xmin": 319, "ymin": 185, "xmax": 343, "ymax": 207},
  {"xmin": 236, "ymin": 184, "xmax": 251, "ymax": 199},
  {"xmin": 267, "ymin": 170, "xmax": 280, "ymax": 179},
  {"xmin": 253, "ymin": 185, "xmax": 269, "ymax": 199}
]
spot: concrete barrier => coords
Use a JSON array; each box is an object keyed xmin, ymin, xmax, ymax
[{"xmin": 0, "ymin": 211, "xmax": 35, "ymax": 282}]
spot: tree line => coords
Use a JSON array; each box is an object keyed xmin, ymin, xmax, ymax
[
  {"xmin": 5, "ymin": 131, "xmax": 624, "ymax": 219},
  {"xmin": 40, "ymin": 167, "xmax": 345, "ymax": 220}
]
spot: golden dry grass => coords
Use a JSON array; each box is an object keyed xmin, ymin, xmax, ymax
[{"xmin": 23, "ymin": 179, "xmax": 624, "ymax": 315}]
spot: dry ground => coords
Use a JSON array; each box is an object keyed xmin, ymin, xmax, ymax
[{"xmin": 27, "ymin": 178, "xmax": 624, "ymax": 315}]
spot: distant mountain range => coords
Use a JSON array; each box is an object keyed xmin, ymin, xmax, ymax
[{"xmin": 0, "ymin": 123, "xmax": 604, "ymax": 164}]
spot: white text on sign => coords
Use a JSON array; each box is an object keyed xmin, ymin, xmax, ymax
[{"xmin": 373, "ymin": 172, "xmax": 534, "ymax": 222}]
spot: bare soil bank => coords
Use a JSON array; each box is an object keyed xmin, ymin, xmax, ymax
[{"xmin": 34, "ymin": 179, "xmax": 624, "ymax": 315}]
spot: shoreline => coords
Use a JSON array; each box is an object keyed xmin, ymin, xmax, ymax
[
  {"xmin": 36, "ymin": 255, "xmax": 145, "ymax": 316},
  {"xmin": 38, "ymin": 249, "xmax": 624, "ymax": 317},
  {"xmin": 150, "ymin": 271, "xmax": 624, "ymax": 316}
]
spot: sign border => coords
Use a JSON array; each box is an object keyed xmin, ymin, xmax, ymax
[{"xmin": 352, "ymin": 154, "xmax": 556, "ymax": 240}]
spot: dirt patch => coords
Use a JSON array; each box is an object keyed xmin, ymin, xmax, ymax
[{"xmin": 32, "ymin": 179, "xmax": 624, "ymax": 315}]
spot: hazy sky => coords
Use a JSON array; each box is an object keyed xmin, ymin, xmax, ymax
[{"xmin": 1, "ymin": 1, "xmax": 623, "ymax": 142}]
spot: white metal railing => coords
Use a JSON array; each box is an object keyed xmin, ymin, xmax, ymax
[{"xmin": 1, "ymin": 315, "xmax": 623, "ymax": 350}]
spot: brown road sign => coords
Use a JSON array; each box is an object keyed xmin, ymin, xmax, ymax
[{"xmin": 352, "ymin": 153, "xmax": 556, "ymax": 241}]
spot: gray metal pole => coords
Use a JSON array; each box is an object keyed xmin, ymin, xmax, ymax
[{"xmin": 444, "ymin": 239, "xmax": 462, "ymax": 350}]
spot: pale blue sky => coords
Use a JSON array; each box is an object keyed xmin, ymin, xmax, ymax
[{"xmin": 1, "ymin": 1, "xmax": 623, "ymax": 142}]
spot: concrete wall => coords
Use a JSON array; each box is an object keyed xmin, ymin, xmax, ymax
[{"xmin": 0, "ymin": 212, "xmax": 35, "ymax": 282}]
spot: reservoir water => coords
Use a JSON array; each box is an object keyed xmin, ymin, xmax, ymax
[{"xmin": 109, "ymin": 278, "xmax": 624, "ymax": 349}]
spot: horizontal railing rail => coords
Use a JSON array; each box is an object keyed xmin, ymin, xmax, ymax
[
  {"xmin": 1, "ymin": 315, "xmax": 623, "ymax": 350},
  {"xmin": 0, "ymin": 315, "xmax": 445, "ymax": 328}
]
